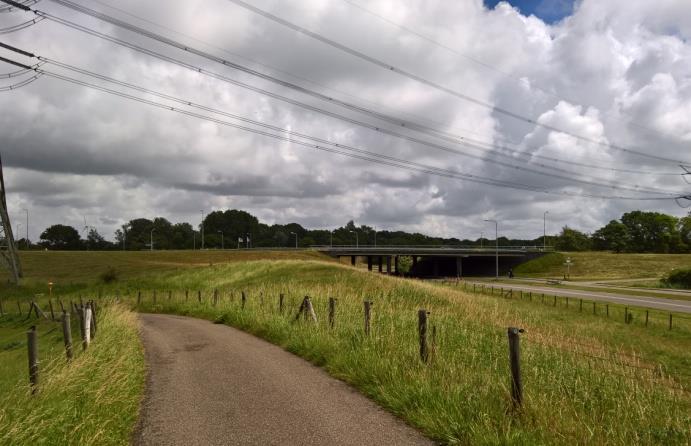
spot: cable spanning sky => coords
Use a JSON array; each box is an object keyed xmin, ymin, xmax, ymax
[{"xmin": 0, "ymin": 0, "xmax": 689, "ymax": 242}]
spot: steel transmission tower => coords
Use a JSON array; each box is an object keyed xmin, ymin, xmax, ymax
[{"xmin": 0, "ymin": 155, "xmax": 22, "ymax": 283}]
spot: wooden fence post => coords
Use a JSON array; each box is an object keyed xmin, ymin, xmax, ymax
[
  {"xmin": 645, "ymin": 310, "xmax": 649, "ymax": 327},
  {"xmin": 62, "ymin": 311, "xmax": 73, "ymax": 361},
  {"xmin": 89, "ymin": 301, "xmax": 97, "ymax": 338},
  {"xmin": 48, "ymin": 300, "xmax": 55, "ymax": 321},
  {"xmin": 507, "ymin": 327, "xmax": 524, "ymax": 408},
  {"xmin": 213, "ymin": 289, "xmax": 218, "ymax": 306},
  {"xmin": 153, "ymin": 290, "xmax": 157, "ymax": 305},
  {"xmin": 17, "ymin": 301, "xmax": 22, "ymax": 316},
  {"xmin": 185, "ymin": 290, "xmax": 189, "ymax": 301},
  {"xmin": 279, "ymin": 293, "xmax": 285, "ymax": 314},
  {"xmin": 579, "ymin": 299, "xmax": 583, "ymax": 312},
  {"xmin": 137, "ymin": 291, "xmax": 141, "ymax": 306},
  {"xmin": 328, "ymin": 297, "xmax": 336, "ymax": 329},
  {"xmin": 553, "ymin": 295, "xmax": 556, "ymax": 306},
  {"xmin": 606, "ymin": 304, "xmax": 609, "ymax": 317},
  {"xmin": 592, "ymin": 302, "xmax": 596, "ymax": 315},
  {"xmin": 669, "ymin": 313, "xmax": 673, "ymax": 330},
  {"xmin": 241, "ymin": 291, "xmax": 246, "ymax": 309},
  {"xmin": 27, "ymin": 326, "xmax": 38, "ymax": 394},
  {"xmin": 624, "ymin": 307, "xmax": 629, "ymax": 324},
  {"xmin": 198, "ymin": 290, "xmax": 202, "ymax": 303},
  {"xmin": 418, "ymin": 309, "xmax": 428, "ymax": 363},
  {"xmin": 78, "ymin": 306, "xmax": 86, "ymax": 350},
  {"xmin": 84, "ymin": 304, "xmax": 92, "ymax": 348},
  {"xmin": 364, "ymin": 300, "xmax": 372, "ymax": 336}
]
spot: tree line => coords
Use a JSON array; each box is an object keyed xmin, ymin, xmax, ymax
[{"xmin": 25, "ymin": 209, "xmax": 691, "ymax": 253}]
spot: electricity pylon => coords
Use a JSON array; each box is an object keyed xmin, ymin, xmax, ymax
[{"xmin": 0, "ymin": 155, "xmax": 22, "ymax": 283}]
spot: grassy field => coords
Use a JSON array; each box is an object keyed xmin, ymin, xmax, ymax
[
  {"xmin": 1, "ymin": 250, "xmax": 690, "ymax": 444},
  {"xmin": 0, "ymin": 303, "xmax": 144, "ymax": 445},
  {"xmin": 0, "ymin": 249, "xmax": 332, "ymax": 300},
  {"xmin": 514, "ymin": 252, "xmax": 691, "ymax": 281}
]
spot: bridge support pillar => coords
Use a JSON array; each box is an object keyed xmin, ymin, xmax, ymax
[
  {"xmin": 378, "ymin": 256, "xmax": 383, "ymax": 273},
  {"xmin": 394, "ymin": 256, "xmax": 399, "ymax": 275},
  {"xmin": 433, "ymin": 258, "xmax": 439, "ymax": 277},
  {"xmin": 367, "ymin": 256, "xmax": 373, "ymax": 271},
  {"xmin": 351, "ymin": 255, "xmax": 356, "ymax": 266},
  {"xmin": 386, "ymin": 256, "xmax": 392, "ymax": 275},
  {"xmin": 412, "ymin": 256, "xmax": 417, "ymax": 269},
  {"xmin": 456, "ymin": 256, "xmax": 462, "ymax": 278}
]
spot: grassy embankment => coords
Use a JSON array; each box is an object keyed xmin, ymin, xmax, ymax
[
  {"xmin": 0, "ymin": 304, "xmax": 144, "ymax": 445},
  {"xmin": 1, "ymin": 250, "xmax": 690, "ymax": 444},
  {"xmin": 123, "ymin": 260, "xmax": 690, "ymax": 444},
  {"xmin": 513, "ymin": 251, "xmax": 691, "ymax": 281}
]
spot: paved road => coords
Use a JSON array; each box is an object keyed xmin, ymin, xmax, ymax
[
  {"xmin": 135, "ymin": 314, "xmax": 433, "ymax": 446},
  {"xmin": 466, "ymin": 282, "xmax": 691, "ymax": 313}
]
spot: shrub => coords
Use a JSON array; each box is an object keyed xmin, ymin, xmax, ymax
[
  {"xmin": 663, "ymin": 268, "xmax": 691, "ymax": 289},
  {"xmin": 100, "ymin": 266, "xmax": 119, "ymax": 284}
]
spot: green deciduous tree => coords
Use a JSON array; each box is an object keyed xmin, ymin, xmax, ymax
[{"xmin": 39, "ymin": 224, "xmax": 82, "ymax": 250}]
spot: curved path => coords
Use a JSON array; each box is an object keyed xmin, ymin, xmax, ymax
[{"xmin": 135, "ymin": 314, "xmax": 433, "ymax": 446}]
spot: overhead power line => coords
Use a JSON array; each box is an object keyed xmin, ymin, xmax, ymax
[
  {"xmin": 0, "ymin": 50, "xmax": 683, "ymax": 201},
  {"xmin": 339, "ymin": 0, "xmax": 681, "ymax": 142},
  {"xmin": 222, "ymin": 0, "xmax": 690, "ymax": 166},
  {"xmin": 0, "ymin": 0, "xmax": 679, "ymax": 176},
  {"xmin": 3, "ymin": 1, "xmax": 683, "ymax": 190},
  {"xmin": 35, "ymin": 0, "xmax": 686, "ymax": 176}
]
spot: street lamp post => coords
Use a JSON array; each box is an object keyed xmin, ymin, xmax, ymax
[
  {"xmin": 290, "ymin": 231, "xmax": 298, "ymax": 248},
  {"xmin": 543, "ymin": 211, "xmax": 549, "ymax": 251},
  {"xmin": 150, "ymin": 227, "xmax": 156, "ymax": 252},
  {"xmin": 218, "ymin": 230, "xmax": 224, "ymax": 250},
  {"xmin": 484, "ymin": 219, "xmax": 498, "ymax": 279},
  {"xmin": 200, "ymin": 210, "xmax": 205, "ymax": 250},
  {"xmin": 349, "ymin": 230, "xmax": 358, "ymax": 248},
  {"xmin": 22, "ymin": 208, "xmax": 28, "ymax": 246},
  {"xmin": 246, "ymin": 233, "xmax": 251, "ymax": 249}
]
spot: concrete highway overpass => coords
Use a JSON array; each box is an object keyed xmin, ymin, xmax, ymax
[{"xmin": 315, "ymin": 246, "xmax": 549, "ymax": 278}]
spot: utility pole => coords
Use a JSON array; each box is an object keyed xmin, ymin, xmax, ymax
[
  {"xmin": 484, "ymin": 219, "xmax": 498, "ymax": 279},
  {"xmin": 200, "ymin": 210, "xmax": 204, "ymax": 250},
  {"xmin": 543, "ymin": 210, "xmax": 549, "ymax": 251},
  {"xmin": 0, "ymin": 155, "xmax": 22, "ymax": 283}
]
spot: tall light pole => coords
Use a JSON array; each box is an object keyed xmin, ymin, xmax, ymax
[
  {"xmin": 543, "ymin": 211, "xmax": 549, "ymax": 251},
  {"xmin": 150, "ymin": 227, "xmax": 156, "ymax": 252},
  {"xmin": 290, "ymin": 231, "xmax": 298, "ymax": 248},
  {"xmin": 22, "ymin": 208, "xmax": 28, "ymax": 245},
  {"xmin": 218, "ymin": 230, "xmax": 224, "ymax": 250},
  {"xmin": 200, "ymin": 210, "xmax": 205, "ymax": 250},
  {"xmin": 350, "ymin": 230, "xmax": 358, "ymax": 248},
  {"xmin": 246, "ymin": 233, "xmax": 251, "ymax": 249},
  {"xmin": 484, "ymin": 219, "xmax": 498, "ymax": 279}
]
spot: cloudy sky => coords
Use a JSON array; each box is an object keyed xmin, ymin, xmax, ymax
[{"xmin": 1, "ymin": 0, "xmax": 690, "ymax": 243}]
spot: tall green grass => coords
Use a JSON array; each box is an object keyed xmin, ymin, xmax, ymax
[
  {"xmin": 0, "ymin": 304, "xmax": 145, "ymax": 445},
  {"xmin": 128, "ymin": 260, "xmax": 690, "ymax": 445}
]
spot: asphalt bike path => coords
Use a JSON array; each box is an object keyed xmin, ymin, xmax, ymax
[{"xmin": 135, "ymin": 313, "xmax": 433, "ymax": 446}]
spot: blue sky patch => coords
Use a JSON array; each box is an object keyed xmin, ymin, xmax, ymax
[{"xmin": 484, "ymin": 0, "xmax": 575, "ymax": 24}]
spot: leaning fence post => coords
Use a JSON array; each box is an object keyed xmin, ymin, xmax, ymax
[
  {"xmin": 78, "ymin": 306, "xmax": 86, "ymax": 350},
  {"xmin": 198, "ymin": 290, "xmax": 202, "ymax": 303},
  {"xmin": 279, "ymin": 293, "xmax": 285, "ymax": 314},
  {"xmin": 507, "ymin": 327, "xmax": 524, "ymax": 408},
  {"xmin": 418, "ymin": 309, "xmax": 428, "ymax": 363},
  {"xmin": 17, "ymin": 301, "xmax": 22, "ymax": 316},
  {"xmin": 62, "ymin": 311, "xmax": 73, "ymax": 361},
  {"xmin": 328, "ymin": 297, "xmax": 336, "ymax": 329},
  {"xmin": 27, "ymin": 326, "xmax": 39, "ymax": 395},
  {"xmin": 48, "ymin": 299, "xmax": 55, "ymax": 321},
  {"xmin": 364, "ymin": 300, "xmax": 372, "ymax": 336},
  {"xmin": 241, "ymin": 291, "xmax": 246, "ymax": 309}
]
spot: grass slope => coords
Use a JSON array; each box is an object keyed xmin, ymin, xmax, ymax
[
  {"xmin": 129, "ymin": 260, "xmax": 690, "ymax": 445},
  {"xmin": 514, "ymin": 252, "xmax": 691, "ymax": 281},
  {"xmin": 0, "ymin": 304, "xmax": 145, "ymax": 445}
]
